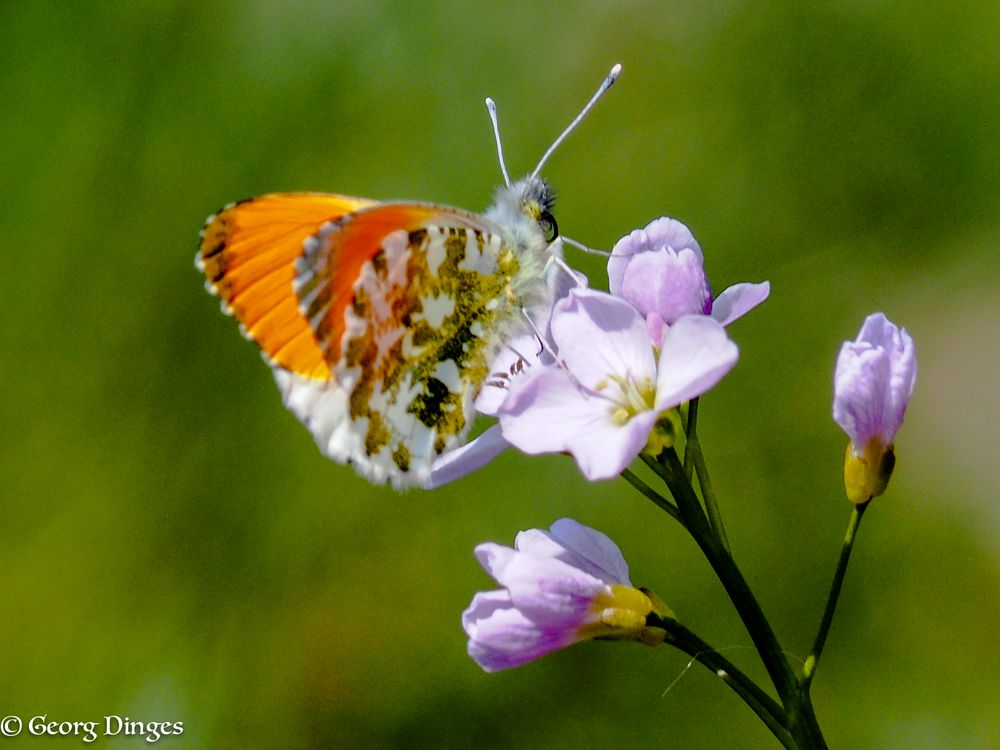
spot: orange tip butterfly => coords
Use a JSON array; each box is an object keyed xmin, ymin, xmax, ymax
[{"xmin": 196, "ymin": 64, "xmax": 621, "ymax": 488}]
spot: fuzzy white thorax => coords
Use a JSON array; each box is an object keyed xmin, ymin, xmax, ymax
[{"xmin": 484, "ymin": 177, "xmax": 554, "ymax": 310}]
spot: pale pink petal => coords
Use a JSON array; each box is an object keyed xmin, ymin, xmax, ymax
[
  {"xmin": 474, "ymin": 542, "xmax": 518, "ymax": 580},
  {"xmin": 609, "ymin": 218, "xmax": 708, "ymax": 330},
  {"xmin": 548, "ymin": 518, "xmax": 632, "ymax": 586},
  {"xmin": 500, "ymin": 553, "xmax": 606, "ymax": 623},
  {"xmin": 498, "ymin": 368, "xmax": 603, "ymax": 455},
  {"xmin": 549, "ymin": 289, "xmax": 656, "ymax": 391},
  {"xmin": 565, "ymin": 410, "xmax": 658, "ymax": 480},
  {"xmin": 642, "ymin": 217, "xmax": 703, "ymax": 261},
  {"xmin": 833, "ymin": 313, "xmax": 916, "ymax": 447},
  {"xmin": 463, "ymin": 590, "xmax": 579, "ymax": 672},
  {"xmin": 462, "ymin": 589, "xmax": 512, "ymax": 630},
  {"xmin": 474, "ymin": 541, "xmax": 607, "ymax": 626},
  {"xmin": 499, "ymin": 368, "xmax": 657, "ymax": 480},
  {"xmin": 425, "ymin": 425, "xmax": 509, "ymax": 488},
  {"xmin": 646, "ymin": 312, "xmax": 667, "ymax": 347},
  {"xmin": 609, "ymin": 218, "xmax": 703, "ymax": 296},
  {"xmin": 514, "ymin": 521, "xmax": 632, "ymax": 586},
  {"xmin": 514, "ymin": 528, "xmax": 565, "ymax": 557},
  {"xmin": 711, "ymin": 282, "xmax": 771, "ymax": 326},
  {"xmin": 654, "ymin": 316, "xmax": 739, "ymax": 410},
  {"xmin": 621, "ymin": 248, "xmax": 713, "ymax": 326}
]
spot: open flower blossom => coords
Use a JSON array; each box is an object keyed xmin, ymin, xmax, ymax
[
  {"xmin": 833, "ymin": 312, "xmax": 917, "ymax": 503},
  {"xmin": 427, "ymin": 221, "xmax": 752, "ymax": 489},
  {"xmin": 497, "ymin": 288, "xmax": 739, "ymax": 480},
  {"xmin": 608, "ymin": 217, "xmax": 770, "ymax": 345},
  {"xmin": 463, "ymin": 518, "xmax": 666, "ymax": 672}
]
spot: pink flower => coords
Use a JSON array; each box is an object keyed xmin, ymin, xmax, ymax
[
  {"xmin": 608, "ymin": 217, "xmax": 770, "ymax": 345},
  {"xmin": 497, "ymin": 288, "xmax": 738, "ymax": 480},
  {"xmin": 463, "ymin": 519, "xmax": 664, "ymax": 672},
  {"xmin": 833, "ymin": 313, "xmax": 917, "ymax": 503}
]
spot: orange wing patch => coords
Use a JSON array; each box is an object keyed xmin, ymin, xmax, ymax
[
  {"xmin": 294, "ymin": 204, "xmax": 460, "ymax": 363},
  {"xmin": 197, "ymin": 193, "xmax": 375, "ymax": 379}
]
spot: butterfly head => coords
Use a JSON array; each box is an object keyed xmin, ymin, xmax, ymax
[
  {"xmin": 486, "ymin": 175, "xmax": 559, "ymax": 251},
  {"xmin": 518, "ymin": 176, "xmax": 558, "ymax": 242}
]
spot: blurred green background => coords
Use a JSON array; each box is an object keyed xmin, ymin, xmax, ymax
[{"xmin": 2, "ymin": 1, "xmax": 998, "ymax": 747}]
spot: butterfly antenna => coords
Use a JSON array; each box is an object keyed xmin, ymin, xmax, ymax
[
  {"xmin": 485, "ymin": 97, "xmax": 511, "ymax": 187},
  {"xmin": 527, "ymin": 63, "xmax": 622, "ymax": 187}
]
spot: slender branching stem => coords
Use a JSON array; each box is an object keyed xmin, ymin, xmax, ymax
[
  {"xmin": 655, "ymin": 449, "xmax": 800, "ymax": 709},
  {"xmin": 621, "ymin": 468, "xmax": 679, "ymax": 521},
  {"xmin": 652, "ymin": 615, "xmax": 795, "ymax": 749},
  {"xmin": 802, "ymin": 501, "xmax": 869, "ymax": 689},
  {"xmin": 682, "ymin": 401, "xmax": 696, "ymax": 480},
  {"xmin": 684, "ymin": 399, "xmax": 731, "ymax": 554},
  {"xmin": 630, "ymin": 438, "xmax": 838, "ymax": 747}
]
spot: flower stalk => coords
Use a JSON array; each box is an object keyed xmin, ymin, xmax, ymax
[
  {"xmin": 620, "ymin": 468, "xmax": 679, "ymax": 521},
  {"xmin": 652, "ymin": 614, "xmax": 796, "ymax": 750},
  {"xmin": 652, "ymin": 448, "xmax": 801, "ymax": 707},
  {"xmin": 645, "ymin": 447, "xmax": 831, "ymax": 749},
  {"xmin": 683, "ymin": 398, "xmax": 731, "ymax": 554},
  {"xmin": 802, "ymin": 501, "xmax": 869, "ymax": 688}
]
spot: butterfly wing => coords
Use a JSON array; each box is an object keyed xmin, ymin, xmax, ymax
[
  {"xmin": 197, "ymin": 192, "xmax": 376, "ymax": 379},
  {"xmin": 198, "ymin": 193, "xmax": 547, "ymax": 488},
  {"xmin": 281, "ymin": 202, "xmax": 539, "ymax": 487}
]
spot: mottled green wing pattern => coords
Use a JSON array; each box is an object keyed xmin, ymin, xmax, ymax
[{"xmin": 284, "ymin": 205, "xmax": 536, "ymax": 487}]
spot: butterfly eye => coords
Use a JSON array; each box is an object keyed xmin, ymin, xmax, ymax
[{"xmin": 539, "ymin": 210, "xmax": 559, "ymax": 242}]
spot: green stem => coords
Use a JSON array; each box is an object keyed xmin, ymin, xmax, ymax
[
  {"xmin": 683, "ymin": 401, "xmax": 697, "ymax": 480},
  {"xmin": 641, "ymin": 451, "xmax": 678, "ymax": 490},
  {"xmin": 802, "ymin": 501, "xmax": 868, "ymax": 689},
  {"xmin": 684, "ymin": 399, "xmax": 731, "ymax": 554},
  {"xmin": 652, "ymin": 615, "xmax": 795, "ymax": 749},
  {"xmin": 621, "ymin": 468, "xmax": 679, "ymax": 521},
  {"xmin": 788, "ymin": 686, "xmax": 827, "ymax": 750},
  {"xmin": 656, "ymin": 449, "xmax": 800, "ymax": 709}
]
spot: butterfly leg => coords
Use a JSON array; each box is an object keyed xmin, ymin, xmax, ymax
[
  {"xmin": 517, "ymin": 306, "xmax": 589, "ymax": 392},
  {"xmin": 561, "ymin": 235, "xmax": 612, "ymax": 258}
]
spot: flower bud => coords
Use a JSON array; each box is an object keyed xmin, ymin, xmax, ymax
[
  {"xmin": 608, "ymin": 217, "xmax": 770, "ymax": 346},
  {"xmin": 609, "ymin": 218, "xmax": 712, "ymax": 344},
  {"xmin": 833, "ymin": 313, "xmax": 916, "ymax": 503}
]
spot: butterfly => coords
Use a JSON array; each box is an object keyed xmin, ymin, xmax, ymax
[{"xmin": 196, "ymin": 65, "xmax": 620, "ymax": 488}]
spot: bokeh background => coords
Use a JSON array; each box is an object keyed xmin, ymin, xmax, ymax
[{"xmin": 3, "ymin": 1, "xmax": 998, "ymax": 747}]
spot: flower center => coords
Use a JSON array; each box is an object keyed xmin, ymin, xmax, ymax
[{"xmin": 599, "ymin": 374, "xmax": 656, "ymax": 426}]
